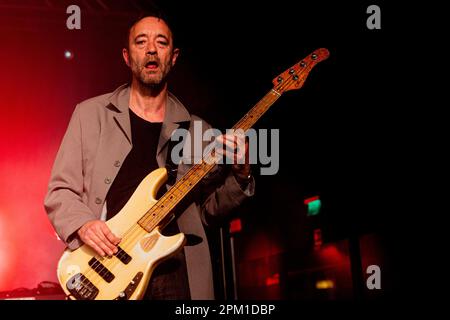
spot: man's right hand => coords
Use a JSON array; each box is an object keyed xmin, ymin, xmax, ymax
[{"xmin": 77, "ymin": 220, "xmax": 121, "ymax": 257}]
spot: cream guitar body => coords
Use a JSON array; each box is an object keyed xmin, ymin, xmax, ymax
[{"xmin": 57, "ymin": 168, "xmax": 185, "ymax": 300}]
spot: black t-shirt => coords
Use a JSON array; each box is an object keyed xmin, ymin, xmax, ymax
[
  {"xmin": 105, "ymin": 108, "xmax": 191, "ymax": 300},
  {"xmin": 106, "ymin": 109, "xmax": 162, "ymax": 218}
]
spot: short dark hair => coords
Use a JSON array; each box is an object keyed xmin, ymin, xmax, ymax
[{"xmin": 124, "ymin": 6, "xmax": 176, "ymax": 50}]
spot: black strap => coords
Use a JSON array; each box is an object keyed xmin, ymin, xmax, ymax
[{"xmin": 165, "ymin": 121, "xmax": 190, "ymax": 186}]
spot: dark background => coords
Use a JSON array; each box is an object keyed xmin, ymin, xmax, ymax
[{"xmin": 0, "ymin": 0, "xmax": 413, "ymax": 301}]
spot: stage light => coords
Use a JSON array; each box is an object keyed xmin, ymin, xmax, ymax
[
  {"xmin": 315, "ymin": 279, "xmax": 334, "ymax": 289},
  {"xmin": 265, "ymin": 273, "xmax": 280, "ymax": 286},
  {"xmin": 64, "ymin": 50, "xmax": 74, "ymax": 60},
  {"xmin": 314, "ymin": 228, "xmax": 323, "ymax": 250},
  {"xmin": 229, "ymin": 218, "xmax": 242, "ymax": 234}
]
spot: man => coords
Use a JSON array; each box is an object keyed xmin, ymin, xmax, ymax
[{"xmin": 44, "ymin": 11, "xmax": 254, "ymax": 300}]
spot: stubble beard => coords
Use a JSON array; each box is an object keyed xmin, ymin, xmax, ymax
[{"xmin": 132, "ymin": 59, "xmax": 172, "ymax": 91}]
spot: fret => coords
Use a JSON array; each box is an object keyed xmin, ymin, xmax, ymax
[
  {"xmin": 234, "ymin": 94, "xmax": 280, "ymax": 132},
  {"xmin": 173, "ymin": 188, "xmax": 184, "ymax": 197},
  {"xmin": 188, "ymin": 170, "xmax": 200, "ymax": 180},
  {"xmin": 176, "ymin": 182, "xmax": 188, "ymax": 193}
]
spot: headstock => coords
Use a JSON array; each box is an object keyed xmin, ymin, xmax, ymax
[{"xmin": 272, "ymin": 48, "xmax": 330, "ymax": 94}]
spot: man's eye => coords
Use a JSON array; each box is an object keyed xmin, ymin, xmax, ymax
[
  {"xmin": 158, "ymin": 41, "xmax": 168, "ymax": 46},
  {"xmin": 136, "ymin": 40, "xmax": 145, "ymax": 45}
]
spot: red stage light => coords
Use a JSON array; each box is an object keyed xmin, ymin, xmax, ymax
[
  {"xmin": 314, "ymin": 228, "xmax": 323, "ymax": 250},
  {"xmin": 304, "ymin": 196, "xmax": 320, "ymax": 204},
  {"xmin": 265, "ymin": 273, "xmax": 280, "ymax": 287},
  {"xmin": 229, "ymin": 218, "xmax": 242, "ymax": 234}
]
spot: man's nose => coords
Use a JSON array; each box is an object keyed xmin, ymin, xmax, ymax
[{"xmin": 146, "ymin": 43, "xmax": 157, "ymax": 55}]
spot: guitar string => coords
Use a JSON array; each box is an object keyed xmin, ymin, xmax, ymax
[{"xmin": 75, "ymin": 56, "xmax": 318, "ymax": 296}]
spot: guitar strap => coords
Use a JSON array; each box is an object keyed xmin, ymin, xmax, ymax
[{"xmin": 165, "ymin": 121, "xmax": 191, "ymax": 187}]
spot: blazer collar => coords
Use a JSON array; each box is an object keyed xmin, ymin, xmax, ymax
[
  {"xmin": 158, "ymin": 92, "xmax": 191, "ymax": 157},
  {"xmin": 108, "ymin": 83, "xmax": 130, "ymax": 113},
  {"xmin": 107, "ymin": 84, "xmax": 191, "ymax": 157}
]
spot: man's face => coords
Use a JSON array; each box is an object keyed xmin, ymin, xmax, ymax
[{"xmin": 123, "ymin": 17, "xmax": 179, "ymax": 87}]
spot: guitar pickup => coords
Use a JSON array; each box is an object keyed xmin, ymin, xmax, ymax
[
  {"xmin": 114, "ymin": 246, "xmax": 132, "ymax": 264},
  {"xmin": 88, "ymin": 257, "xmax": 115, "ymax": 283}
]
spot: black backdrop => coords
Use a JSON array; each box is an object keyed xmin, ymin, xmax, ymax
[{"xmin": 0, "ymin": 0, "xmax": 414, "ymax": 301}]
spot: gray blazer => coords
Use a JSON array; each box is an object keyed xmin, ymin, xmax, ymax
[{"xmin": 44, "ymin": 84, "xmax": 254, "ymax": 299}]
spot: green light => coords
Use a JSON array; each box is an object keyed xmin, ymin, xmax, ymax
[{"xmin": 307, "ymin": 199, "xmax": 321, "ymax": 216}]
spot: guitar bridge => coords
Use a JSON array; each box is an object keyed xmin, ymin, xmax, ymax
[{"xmin": 66, "ymin": 273, "xmax": 99, "ymax": 300}]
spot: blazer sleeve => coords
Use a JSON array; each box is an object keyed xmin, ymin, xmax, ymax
[
  {"xmin": 199, "ymin": 167, "xmax": 255, "ymax": 227},
  {"xmin": 44, "ymin": 105, "xmax": 97, "ymax": 250}
]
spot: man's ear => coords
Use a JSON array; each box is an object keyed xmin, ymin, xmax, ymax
[
  {"xmin": 171, "ymin": 48, "xmax": 180, "ymax": 67},
  {"xmin": 122, "ymin": 48, "xmax": 130, "ymax": 67}
]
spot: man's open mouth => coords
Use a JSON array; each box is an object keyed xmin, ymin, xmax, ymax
[{"xmin": 145, "ymin": 61, "xmax": 159, "ymax": 69}]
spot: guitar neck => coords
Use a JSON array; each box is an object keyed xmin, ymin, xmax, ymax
[
  {"xmin": 137, "ymin": 89, "xmax": 282, "ymax": 232},
  {"xmin": 232, "ymin": 89, "xmax": 281, "ymax": 131}
]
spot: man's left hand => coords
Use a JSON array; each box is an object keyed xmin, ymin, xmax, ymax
[{"xmin": 216, "ymin": 133, "xmax": 252, "ymax": 186}]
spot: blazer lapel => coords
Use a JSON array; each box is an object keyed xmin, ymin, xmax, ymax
[
  {"xmin": 108, "ymin": 84, "xmax": 132, "ymax": 144},
  {"xmin": 156, "ymin": 92, "xmax": 191, "ymax": 167}
]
